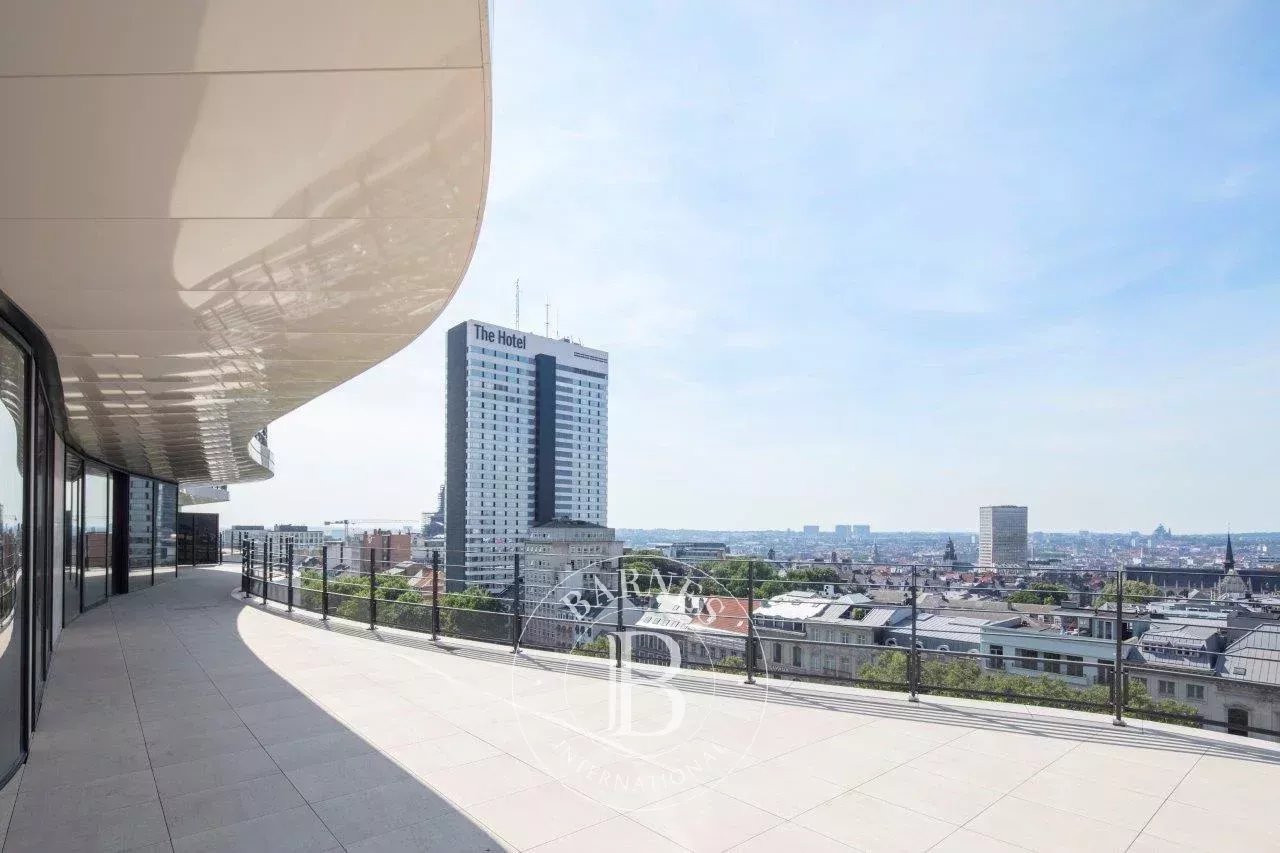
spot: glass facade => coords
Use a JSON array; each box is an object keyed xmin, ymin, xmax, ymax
[
  {"xmin": 31, "ymin": 389, "xmax": 51, "ymax": 713},
  {"xmin": 0, "ymin": 310, "xmax": 190, "ymax": 789},
  {"xmin": 82, "ymin": 464, "xmax": 111, "ymax": 610},
  {"xmin": 155, "ymin": 482, "xmax": 177, "ymax": 583},
  {"xmin": 63, "ymin": 453, "xmax": 82, "ymax": 623},
  {"xmin": 128, "ymin": 476, "xmax": 154, "ymax": 589},
  {"xmin": 0, "ymin": 332, "xmax": 25, "ymax": 779}
]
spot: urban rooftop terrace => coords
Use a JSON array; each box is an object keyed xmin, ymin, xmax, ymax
[{"xmin": 16, "ymin": 562, "xmax": 1280, "ymax": 852}]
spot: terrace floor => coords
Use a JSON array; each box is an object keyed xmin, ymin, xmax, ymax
[{"xmin": 5, "ymin": 565, "xmax": 1280, "ymax": 852}]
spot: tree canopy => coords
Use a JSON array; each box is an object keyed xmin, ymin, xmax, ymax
[
  {"xmin": 299, "ymin": 569, "xmax": 430, "ymax": 630},
  {"xmin": 859, "ymin": 650, "xmax": 1199, "ymax": 724},
  {"xmin": 1008, "ymin": 582, "xmax": 1071, "ymax": 606},
  {"xmin": 1100, "ymin": 579, "xmax": 1161, "ymax": 605},
  {"xmin": 697, "ymin": 560, "xmax": 841, "ymax": 598}
]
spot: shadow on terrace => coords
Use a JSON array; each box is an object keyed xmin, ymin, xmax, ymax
[{"xmin": 3, "ymin": 565, "xmax": 505, "ymax": 852}]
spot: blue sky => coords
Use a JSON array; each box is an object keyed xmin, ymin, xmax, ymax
[{"xmin": 224, "ymin": 2, "xmax": 1280, "ymax": 533}]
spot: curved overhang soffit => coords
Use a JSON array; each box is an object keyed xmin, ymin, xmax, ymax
[{"xmin": 0, "ymin": 0, "xmax": 492, "ymax": 484}]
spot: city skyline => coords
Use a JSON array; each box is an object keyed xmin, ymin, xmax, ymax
[{"xmin": 217, "ymin": 3, "xmax": 1279, "ymax": 532}]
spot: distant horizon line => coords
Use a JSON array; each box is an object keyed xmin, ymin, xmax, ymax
[
  {"xmin": 612, "ymin": 527, "xmax": 1269, "ymax": 538},
  {"xmin": 219, "ymin": 517, "xmax": 1275, "ymax": 539}
]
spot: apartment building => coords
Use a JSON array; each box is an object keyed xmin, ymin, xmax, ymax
[{"xmin": 520, "ymin": 519, "xmax": 623, "ymax": 648}]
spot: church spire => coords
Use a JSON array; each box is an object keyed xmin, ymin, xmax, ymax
[
  {"xmin": 944, "ymin": 537, "xmax": 957, "ymax": 563},
  {"xmin": 1225, "ymin": 529, "xmax": 1235, "ymax": 571}
]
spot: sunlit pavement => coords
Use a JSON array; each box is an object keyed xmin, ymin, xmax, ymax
[{"xmin": 6, "ymin": 564, "xmax": 1280, "ymax": 852}]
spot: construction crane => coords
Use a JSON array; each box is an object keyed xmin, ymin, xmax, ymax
[{"xmin": 324, "ymin": 519, "xmax": 417, "ymax": 542}]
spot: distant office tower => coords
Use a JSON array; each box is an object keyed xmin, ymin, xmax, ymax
[
  {"xmin": 803, "ymin": 525, "xmax": 820, "ymax": 535},
  {"xmin": 446, "ymin": 320, "xmax": 608, "ymax": 590},
  {"xmin": 979, "ymin": 505, "xmax": 1028, "ymax": 568},
  {"xmin": 834, "ymin": 524, "xmax": 851, "ymax": 539},
  {"xmin": 851, "ymin": 524, "xmax": 871, "ymax": 539},
  {"xmin": 422, "ymin": 485, "xmax": 445, "ymax": 537}
]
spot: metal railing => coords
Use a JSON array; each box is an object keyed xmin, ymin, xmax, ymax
[{"xmin": 237, "ymin": 545, "xmax": 1280, "ymax": 740}]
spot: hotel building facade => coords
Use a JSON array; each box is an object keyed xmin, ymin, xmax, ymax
[{"xmin": 445, "ymin": 321, "xmax": 608, "ymax": 590}]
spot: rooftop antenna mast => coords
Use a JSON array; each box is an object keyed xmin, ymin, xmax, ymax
[
  {"xmin": 514, "ymin": 278, "xmax": 520, "ymax": 330},
  {"xmin": 555, "ymin": 308, "xmax": 561, "ymax": 338},
  {"xmin": 544, "ymin": 301, "xmax": 550, "ymax": 337}
]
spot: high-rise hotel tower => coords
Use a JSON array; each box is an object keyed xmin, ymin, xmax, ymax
[
  {"xmin": 979, "ymin": 505, "xmax": 1029, "ymax": 568},
  {"xmin": 445, "ymin": 321, "xmax": 608, "ymax": 590}
]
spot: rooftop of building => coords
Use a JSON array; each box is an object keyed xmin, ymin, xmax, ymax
[
  {"xmin": 531, "ymin": 518, "xmax": 611, "ymax": 529},
  {"xmin": 19, "ymin": 564, "xmax": 1280, "ymax": 853},
  {"xmin": 886, "ymin": 613, "xmax": 1018, "ymax": 643}
]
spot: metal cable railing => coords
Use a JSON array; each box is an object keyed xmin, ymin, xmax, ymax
[{"xmin": 236, "ymin": 545, "xmax": 1280, "ymax": 741}]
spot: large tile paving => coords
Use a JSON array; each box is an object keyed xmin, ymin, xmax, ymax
[{"xmin": 7, "ymin": 564, "xmax": 1280, "ymax": 852}]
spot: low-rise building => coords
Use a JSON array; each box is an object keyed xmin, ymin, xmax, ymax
[
  {"xmin": 520, "ymin": 519, "xmax": 625, "ymax": 650},
  {"xmin": 228, "ymin": 524, "xmax": 325, "ymax": 554},
  {"xmin": 887, "ymin": 613, "xmax": 1018, "ymax": 654},
  {"xmin": 979, "ymin": 622, "xmax": 1124, "ymax": 686},
  {"xmin": 661, "ymin": 542, "xmax": 728, "ymax": 565}
]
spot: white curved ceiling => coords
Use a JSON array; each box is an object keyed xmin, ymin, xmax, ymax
[{"xmin": 0, "ymin": 0, "xmax": 491, "ymax": 484}]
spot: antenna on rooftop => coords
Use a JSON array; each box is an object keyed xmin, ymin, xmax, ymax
[
  {"xmin": 514, "ymin": 278, "xmax": 521, "ymax": 330},
  {"xmin": 545, "ymin": 301, "xmax": 551, "ymax": 337},
  {"xmin": 555, "ymin": 308, "xmax": 561, "ymax": 338}
]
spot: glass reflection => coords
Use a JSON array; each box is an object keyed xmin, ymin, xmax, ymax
[
  {"xmin": 0, "ymin": 332, "xmax": 25, "ymax": 777},
  {"xmin": 83, "ymin": 465, "xmax": 111, "ymax": 609},
  {"xmin": 63, "ymin": 453, "xmax": 82, "ymax": 623},
  {"xmin": 128, "ymin": 477, "xmax": 153, "ymax": 589},
  {"xmin": 154, "ymin": 482, "xmax": 177, "ymax": 583}
]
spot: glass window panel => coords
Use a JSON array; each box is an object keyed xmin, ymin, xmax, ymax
[
  {"xmin": 128, "ymin": 476, "xmax": 154, "ymax": 589},
  {"xmin": 0, "ymin": 332, "xmax": 26, "ymax": 777},
  {"xmin": 83, "ymin": 464, "xmax": 111, "ymax": 609},
  {"xmin": 154, "ymin": 482, "xmax": 176, "ymax": 583},
  {"xmin": 31, "ymin": 390, "xmax": 50, "ymax": 707},
  {"xmin": 63, "ymin": 453, "xmax": 82, "ymax": 624}
]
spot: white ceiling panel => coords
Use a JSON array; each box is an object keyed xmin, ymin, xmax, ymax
[{"xmin": 0, "ymin": 1, "xmax": 491, "ymax": 484}]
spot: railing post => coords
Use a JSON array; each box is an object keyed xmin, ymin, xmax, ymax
[
  {"xmin": 286, "ymin": 539, "xmax": 294, "ymax": 613},
  {"xmin": 431, "ymin": 550, "xmax": 441, "ymax": 640},
  {"xmin": 615, "ymin": 557, "xmax": 624, "ymax": 669},
  {"xmin": 908, "ymin": 565, "xmax": 919, "ymax": 702},
  {"xmin": 368, "ymin": 546, "xmax": 377, "ymax": 630},
  {"xmin": 259, "ymin": 539, "xmax": 267, "ymax": 605},
  {"xmin": 1113, "ymin": 567, "xmax": 1126, "ymax": 727},
  {"xmin": 745, "ymin": 559, "xmax": 756, "ymax": 685},
  {"xmin": 321, "ymin": 544, "xmax": 329, "ymax": 621},
  {"xmin": 511, "ymin": 554, "xmax": 522, "ymax": 653},
  {"xmin": 240, "ymin": 541, "xmax": 248, "ymax": 595}
]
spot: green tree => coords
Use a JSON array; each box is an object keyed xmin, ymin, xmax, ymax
[
  {"xmin": 857, "ymin": 650, "xmax": 1199, "ymax": 726},
  {"xmin": 618, "ymin": 555, "xmax": 690, "ymax": 595},
  {"xmin": 619, "ymin": 558, "xmax": 658, "ymax": 592},
  {"xmin": 714, "ymin": 655, "xmax": 745, "ymax": 672},
  {"xmin": 439, "ymin": 586, "xmax": 509, "ymax": 640},
  {"xmin": 299, "ymin": 569, "xmax": 430, "ymax": 630},
  {"xmin": 1008, "ymin": 582, "xmax": 1071, "ymax": 606},
  {"xmin": 702, "ymin": 561, "xmax": 839, "ymax": 598},
  {"xmin": 1100, "ymin": 579, "xmax": 1161, "ymax": 605},
  {"xmin": 571, "ymin": 635, "xmax": 611, "ymax": 658}
]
